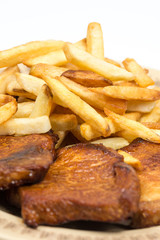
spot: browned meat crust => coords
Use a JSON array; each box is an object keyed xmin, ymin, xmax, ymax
[
  {"xmin": 0, "ymin": 132, "xmax": 58, "ymax": 190},
  {"xmin": 19, "ymin": 143, "xmax": 140, "ymax": 228},
  {"xmin": 121, "ymin": 138, "xmax": 160, "ymax": 228}
]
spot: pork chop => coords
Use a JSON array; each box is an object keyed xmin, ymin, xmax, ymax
[
  {"xmin": 0, "ymin": 132, "xmax": 58, "ymax": 190},
  {"xmin": 121, "ymin": 138, "xmax": 160, "ymax": 228},
  {"xmin": 19, "ymin": 143, "xmax": 140, "ymax": 227}
]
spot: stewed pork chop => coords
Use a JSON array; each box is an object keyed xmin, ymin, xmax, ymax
[
  {"xmin": 19, "ymin": 143, "xmax": 140, "ymax": 227},
  {"xmin": 121, "ymin": 138, "xmax": 160, "ymax": 228},
  {"xmin": 0, "ymin": 132, "xmax": 58, "ymax": 190}
]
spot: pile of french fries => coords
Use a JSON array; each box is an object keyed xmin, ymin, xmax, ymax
[{"xmin": 0, "ymin": 22, "xmax": 160, "ymax": 167}]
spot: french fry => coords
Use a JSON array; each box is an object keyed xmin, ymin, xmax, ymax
[
  {"xmin": 24, "ymin": 39, "xmax": 86, "ymax": 68},
  {"xmin": 91, "ymin": 137, "xmax": 129, "ymax": 150},
  {"xmin": 87, "ymin": 22, "xmax": 104, "ymax": 59},
  {"xmin": 0, "ymin": 40, "xmax": 64, "ymax": 68},
  {"xmin": 61, "ymin": 70, "xmax": 112, "ymax": 87},
  {"xmin": 30, "ymin": 63, "xmax": 67, "ymax": 78},
  {"xmin": 114, "ymin": 80, "xmax": 137, "ymax": 87},
  {"xmin": 140, "ymin": 100, "xmax": 160, "ymax": 122},
  {"xmin": 102, "ymin": 86, "xmax": 160, "ymax": 101},
  {"xmin": 61, "ymin": 63, "xmax": 80, "ymax": 70},
  {"xmin": 127, "ymin": 100, "xmax": 155, "ymax": 113},
  {"xmin": 104, "ymin": 58, "xmax": 121, "ymax": 68},
  {"xmin": 30, "ymin": 84, "xmax": 53, "ymax": 118},
  {"xmin": 123, "ymin": 58, "xmax": 154, "ymax": 87},
  {"xmin": 59, "ymin": 76, "xmax": 127, "ymax": 115},
  {"xmin": 50, "ymin": 114, "xmax": 77, "ymax": 131},
  {"xmin": 80, "ymin": 117, "xmax": 120, "ymax": 141},
  {"xmin": 0, "ymin": 116, "xmax": 51, "ymax": 135},
  {"xmin": 118, "ymin": 150, "xmax": 141, "ymax": 169},
  {"xmin": 104, "ymin": 108, "xmax": 160, "ymax": 143},
  {"xmin": 74, "ymin": 38, "xmax": 87, "ymax": 51},
  {"xmin": 124, "ymin": 112, "xmax": 141, "ymax": 121},
  {"xmin": 18, "ymin": 63, "xmax": 30, "ymax": 74},
  {"xmin": 63, "ymin": 43, "xmax": 135, "ymax": 81},
  {"xmin": 24, "ymin": 49, "xmax": 67, "ymax": 67},
  {"xmin": 16, "ymin": 72, "xmax": 45, "ymax": 96},
  {"xmin": 71, "ymin": 125, "xmax": 87, "ymax": 142},
  {"xmin": 39, "ymin": 74, "xmax": 109, "ymax": 136},
  {"xmin": 0, "ymin": 94, "xmax": 17, "ymax": 124},
  {"xmin": 13, "ymin": 102, "xmax": 34, "ymax": 118},
  {"xmin": 80, "ymin": 123, "xmax": 101, "ymax": 140},
  {"xmin": 116, "ymin": 130, "xmax": 137, "ymax": 143},
  {"xmin": 6, "ymin": 78, "xmax": 36, "ymax": 99},
  {"xmin": 142, "ymin": 122, "xmax": 160, "ymax": 129},
  {"xmin": 0, "ymin": 66, "xmax": 19, "ymax": 93}
]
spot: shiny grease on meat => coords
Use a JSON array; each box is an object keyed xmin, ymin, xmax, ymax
[
  {"xmin": 0, "ymin": 132, "xmax": 58, "ymax": 190},
  {"xmin": 19, "ymin": 143, "xmax": 140, "ymax": 227}
]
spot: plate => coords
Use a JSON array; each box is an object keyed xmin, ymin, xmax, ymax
[{"xmin": 0, "ymin": 68, "xmax": 160, "ymax": 240}]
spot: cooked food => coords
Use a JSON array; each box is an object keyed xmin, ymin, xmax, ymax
[
  {"xmin": 19, "ymin": 143, "xmax": 140, "ymax": 227},
  {"xmin": 0, "ymin": 21, "xmax": 160, "ymax": 231},
  {"xmin": 0, "ymin": 132, "xmax": 58, "ymax": 190},
  {"xmin": 61, "ymin": 70, "xmax": 112, "ymax": 87},
  {"xmin": 121, "ymin": 138, "xmax": 160, "ymax": 228}
]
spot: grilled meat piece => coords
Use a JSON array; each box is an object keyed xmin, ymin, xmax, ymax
[
  {"xmin": 121, "ymin": 138, "xmax": 160, "ymax": 228},
  {"xmin": 0, "ymin": 132, "xmax": 58, "ymax": 190},
  {"xmin": 19, "ymin": 143, "xmax": 140, "ymax": 227}
]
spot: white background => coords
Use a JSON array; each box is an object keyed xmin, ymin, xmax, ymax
[{"xmin": 0, "ymin": 0, "xmax": 160, "ymax": 69}]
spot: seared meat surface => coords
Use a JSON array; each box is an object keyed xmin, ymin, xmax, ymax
[
  {"xmin": 0, "ymin": 132, "xmax": 58, "ymax": 190},
  {"xmin": 19, "ymin": 143, "xmax": 140, "ymax": 227},
  {"xmin": 121, "ymin": 138, "xmax": 160, "ymax": 228}
]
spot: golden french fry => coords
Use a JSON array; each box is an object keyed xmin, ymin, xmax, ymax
[
  {"xmin": 63, "ymin": 43, "xmax": 135, "ymax": 81},
  {"xmin": 87, "ymin": 22, "xmax": 104, "ymax": 59},
  {"xmin": 13, "ymin": 102, "xmax": 34, "ymax": 118},
  {"xmin": 30, "ymin": 63, "xmax": 67, "ymax": 78},
  {"xmin": 0, "ymin": 94, "xmax": 17, "ymax": 124},
  {"xmin": 74, "ymin": 38, "xmax": 87, "ymax": 51},
  {"xmin": 5, "ymin": 76, "xmax": 36, "ymax": 99},
  {"xmin": 80, "ymin": 117, "xmax": 120, "ymax": 141},
  {"xmin": 18, "ymin": 63, "xmax": 30, "ymax": 74},
  {"xmin": 104, "ymin": 108, "xmax": 160, "ymax": 143},
  {"xmin": 0, "ymin": 40, "xmax": 64, "ymax": 68},
  {"xmin": 24, "ymin": 39, "xmax": 86, "ymax": 68},
  {"xmin": 123, "ymin": 58, "xmax": 154, "ymax": 87},
  {"xmin": 61, "ymin": 63, "xmax": 80, "ymax": 70},
  {"xmin": 0, "ymin": 116, "xmax": 51, "ymax": 135},
  {"xmin": 59, "ymin": 76, "xmax": 127, "ymax": 115},
  {"xmin": 142, "ymin": 122, "xmax": 160, "ymax": 129},
  {"xmin": 91, "ymin": 137, "xmax": 129, "ymax": 150},
  {"xmin": 118, "ymin": 150, "xmax": 141, "ymax": 169},
  {"xmin": 116, "ymin": 130, "xmax": 137, "ymax": 143},
  {"xmin": 61, "ymin": 70, "xmax": 112, "ymax": 87},
  {"xmin": 124, "ymin": 112, "xmax": 141, "ymax": 121},
  {"xmin": 24, "ymin": 49, "xmax": 67, "ymax": 67},
  {"xmin": 71, "ymin": 125, "xmax": 87, "ymax": 142},
  {"xmin": 0, "ymin": 66, "xmax": 19, "ymax": 93},
  {"xmin": 80, "ymin": 123, "xmax": 101, "ymax": 140},
  {"xmin": 39, "ymin": 73, "xmax": 109, "ymax": 136},
  {"xmin": 140, "ymin": 100, "xmax": 160, "ymax": 122},
  {"xmin": 114, "ymin": 80, "xmax": 137, "ymax": 87},
  {"xmin": 30, "ymin": 84, "xmax": 53, "ymax": 118},
  {"xmin": 104, "ymin": 58, "xmax": 121, "ymax": 68},
  {"xmin": 127, "ymin": 100, "xmax": 155, "ymax": 113},
  {"xmin": 102, "ymin": 86, "xmax": 160, "ymax": 101},
  {"xmin": 16, "ymin": 72, "xmax": 45, "ymax": 96},
  {"xmin": 50, "ymin": 114, "xmax": 77, "ymax": 131}
]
